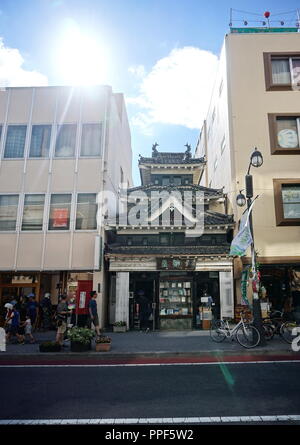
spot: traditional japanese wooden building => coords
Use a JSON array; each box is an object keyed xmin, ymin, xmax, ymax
[{"xmin": 105, "ymin": 146, "xmax": 235, "ymax": 330}]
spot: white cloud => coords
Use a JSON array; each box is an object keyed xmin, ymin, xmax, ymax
[
  {"xmin": 128, "ymin": 64, "xmax": 146, "ymax": 79},
  {"xmin": 0, "ymin": 38, "xmax": 48, "ymax": 87},
  {"xmin": 127, "ymin": 46, "xmax": 218, "ymax": 132}
]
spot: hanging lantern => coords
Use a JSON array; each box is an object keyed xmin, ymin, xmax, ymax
[{"xmin": 264, "ymin": 11, "xmax": 270, "ymax": 19}]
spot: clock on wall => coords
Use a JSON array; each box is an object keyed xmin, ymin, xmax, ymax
[{"xmin": 277, "ymin": 129, "xmax": 299, "ymax": 148}]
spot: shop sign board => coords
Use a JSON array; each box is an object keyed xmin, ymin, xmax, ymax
[
  {"xmin": 79, "ymin": 292, "xmax": 86, "ymax": 309},
  {"xmin": 157, "ymin": 258, "xmax": 196, "ymax": 270}
]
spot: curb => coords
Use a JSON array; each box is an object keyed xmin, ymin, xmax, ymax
[{"xmin": 0, "ymin": 349, "xmax": 299, "ymax": 364}]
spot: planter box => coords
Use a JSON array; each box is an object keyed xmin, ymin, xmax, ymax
[
  {"xmin": 113, "ymin": 326, "xmax": 127, "ymax": 333},
  {"xmin": 70, "ymin": 341, "xmax": 91, "ymax": 352},
  {"xmin": 95, "ymin": 343, "xmax": 111, "ymax": 352},
  {"xmin": 39, "ymin": 343, "xmax": 61, "ymax": 353}
]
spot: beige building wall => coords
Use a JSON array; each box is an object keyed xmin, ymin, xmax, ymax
[
  {"xmin": 197, "ymin": 32, "xmax": 300, "ymax": 262},
  {"xmin": 0, "ymin": 85, "xmax": 133, "ymax": 275}
]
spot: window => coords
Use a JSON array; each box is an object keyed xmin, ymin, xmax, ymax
[
  {"xmin": 55, "ymin": 124, "xmax": 76, "ymax": 157},
  {"xmin": 4, "ymin": 125, "xmax": 26, "ymax": 158},
  {"xmin": 162, "ymin": 177, "xmax": 170, "ymax": 186},
  {"xmin": 0, "ymin": 195, "xmax": 19, "ymax": 231},
  {"xmin": 159, "ymin": 234, "xmax": 170, "ymax": 245},
  {"xmin": 48, "ymin": 194, "xmax": 72, "ymax": 230},
  {"xmin": 268, "ymin": 114, "xmax": 300, "ymax": 155},
  {"xmin": 29, "ymin": 125, "xmax": 51, "ymax": 158},
  {"xmin": 173, "ymin": 177, "xmax": 182, "ymax": 186},
  {"xmin": 76, "ymin": 193, "xmax": 97, "ymax": 230},
  {"xmin": 120, "ymin": 167, "xmax": 124, "ymax": 184},
  {"xmin": 80, "ymin": 123, "xmax": 102, "ymax": 157},
  {"xmin": 264, "ymin": 53, "xmax": 300, "ymax": 91},
  {"xmin": 0, "ymin": 125, "xmax": 2, "ymax": 141},
  {"xmin": 273, "ymin": 179, "xmax": 300, "ymax": 226},
  {"xmin": 22, "ymin": 194, "xmax": 45, "ymax": 231}
]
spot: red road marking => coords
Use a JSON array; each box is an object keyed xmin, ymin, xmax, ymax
[{"xmin": 1, "ymin": 354, "xmax": 300, "ymax": 366}]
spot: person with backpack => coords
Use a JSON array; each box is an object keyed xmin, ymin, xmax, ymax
[{"xmin": 55, "ymin": 295, "xmax": 71, "ymax": 346}]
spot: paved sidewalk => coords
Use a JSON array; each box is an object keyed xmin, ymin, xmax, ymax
[{"xmin": 0, "ymin": 329, "xmax": 297, "ymax": 360}]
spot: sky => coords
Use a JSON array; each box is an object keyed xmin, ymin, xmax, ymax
[{"xmin": 0, "ymin": 0, "xmax": 299, "ymax": 184}]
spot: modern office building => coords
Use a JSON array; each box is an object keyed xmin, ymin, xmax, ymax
[
  {"xmin": 196, "ymin": 27, "xmax": 300, "ymax": 311},
  {"xmin": 0, "ymin": 85, "xmax": 132, "ymax": 327},
  {"xmin": 105, "ymin": 146, "xmax": 235, "ymax": 330}
]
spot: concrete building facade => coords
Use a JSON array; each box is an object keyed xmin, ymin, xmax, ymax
[
  {"xmin": 196, "ymin": 28, "xmax": 300, "ymax": 310},
  {"xmin": 0, "ymin": 85, "xmax": 132, "ymax": 327}
]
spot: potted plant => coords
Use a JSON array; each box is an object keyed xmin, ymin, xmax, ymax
[
  {"xmin": 68, "ymin": 327, "xmax": 94, "ymax": 352},
  {"xmin": 39, "ymin": 341, "xmax": 61, "ymax": 352},
  {"xmin": 95, "ymin": 335, "xmax": 112, "ymax": 352},
  {"xmin": 113, "ymin": 321, "xmax": 127, "ymax": 333}
]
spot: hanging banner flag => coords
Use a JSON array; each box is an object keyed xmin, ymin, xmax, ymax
[{"xmin": 230, "ymin": 201, "xmax": 255, "ymax": 257}]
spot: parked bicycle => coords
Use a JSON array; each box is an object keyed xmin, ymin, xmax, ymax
[
  {"xmin": 210, "ymin": 312, "xmax": 260, "ymax": 349},
  {"xmin": 262, "ymin": 310, "xmax": 300, "ymax": 344}
]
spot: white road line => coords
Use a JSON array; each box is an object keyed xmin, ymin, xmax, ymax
[
  {"xmin": 0, "ymin": 360, "xmax": 300, "ymax": 368},
  {"xmin": 0, "ymin": 415, "xmax": 299, "ymax": 425}
]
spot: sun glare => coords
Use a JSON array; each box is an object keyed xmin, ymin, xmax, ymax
[{"xmin": 57, "ymin": 24, "xmax": 108, "ymax": 86}]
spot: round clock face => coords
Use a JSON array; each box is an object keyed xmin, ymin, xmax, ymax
[{"xmin": 277, "ymin": 129, "xmax": 299, "ymax": 148}]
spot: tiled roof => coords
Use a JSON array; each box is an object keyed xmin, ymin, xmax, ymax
[
  {"xmin": 127, "ymin": 184, "xmax": 224, "ymax": 197},
  {"xmin": 107, "ymin": 211, "xmax": 234, "ymax": 227},
  {"xmin": 204, "ymin": 211, "xmax": 234, "ymax": 225},
  {"xmin": 106, "ymin": 245, "xmax": 231, "ymax": 255},
  {"xmin": 139, "ymin": 152, "xmax": 205, "ymax": 165}
]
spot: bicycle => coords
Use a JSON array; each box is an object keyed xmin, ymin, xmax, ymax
[
  {"xmin": 280, "ymin": 320, "xmax": 300, "ymax": 344},
  {"xmin": 262, "ymin": 310, "xmax": 284, "ymax": 341},
  {"xmin": 210, "ymin": 312, "xmax": 261, "ymax": 349},
  {"xmin": 262, "ymin": 310, "xmax": 300, "ymax": 344}
]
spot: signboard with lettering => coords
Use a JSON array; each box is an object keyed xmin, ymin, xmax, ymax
[{"xmin": 157, "ymin": 258, "xmax": 196, "ymax": 270}]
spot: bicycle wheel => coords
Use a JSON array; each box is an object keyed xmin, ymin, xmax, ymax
[
  {"xmin": 262, "ymin": 322, "xmax": 275, "ymax": 341},
  {"xmin": 210, "ymin": 319, "xmax": 226, "ymax": 342},
  {"xmin": 236, "ymin": 324, "xmax": 260, "ymax": 348},
  {"xmin": 280, "ymin": 321, "xmax": 297, "ymax": 344}
]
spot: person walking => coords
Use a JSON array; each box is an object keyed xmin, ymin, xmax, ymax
[
  {"xmin": 88, "ymin": 291, "xmax": 101, "ymax": 337},
  {"xmin": 40, "ymin": 293, "xmax": 52, "ymax": 331},
  {"xmin": 21, "ymin": 315, "xmax": 35, "ymax": 344},
  {"xmin": 5, "ymin": 306, "xmax": 24, "ymax": 344},
  {"xmin": 55, "ymin": 295, "xmax": 71, "ymax": 347},
  {"xmin": 26, "ymin": 295, "xmax": 38, "ymax": 329}
]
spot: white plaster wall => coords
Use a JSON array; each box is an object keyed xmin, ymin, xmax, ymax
[{"xmin": 115, "ymin": 272, "xmax": 129, "ymax": 327}]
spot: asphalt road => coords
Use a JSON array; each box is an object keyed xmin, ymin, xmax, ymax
[{"xmin": 0, "ymin": 362, "xmax": 300, "ymax": 423}]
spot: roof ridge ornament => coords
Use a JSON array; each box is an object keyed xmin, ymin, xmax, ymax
[
  {"xmin": 152, "ymin": 142, "xmax": 159, "ymax": 156},
  {"xmin": 184, "ymin": 143, "xmax": 192, "ymax": 160}
]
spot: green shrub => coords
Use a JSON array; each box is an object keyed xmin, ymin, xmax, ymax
[{"xmin": 67, "ymin": 327, "xmax": 94, "ymax": 344}]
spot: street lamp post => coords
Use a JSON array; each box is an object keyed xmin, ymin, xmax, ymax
[{"xmin": 236, "ymin": 148, "xmax": 266, "ymax": 346}]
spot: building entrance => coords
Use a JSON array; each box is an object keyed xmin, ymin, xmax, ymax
[{"xmin": 129, "ymin": 273, "xmax": 158, "ymax": 331}]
